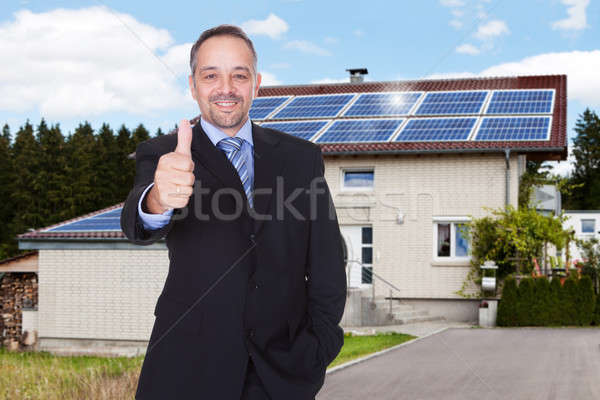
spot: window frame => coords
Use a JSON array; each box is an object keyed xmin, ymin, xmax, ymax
[
  {"xmin": 581, "ymin": 219, "xmax": 596, "ymax": 234},
  {"xmin": 340, "ymin": 167, "xmax": 375, "ymax": 192},
  {"xmin": 432, "ymin": 217, "xmax": 471, "ymax": 262}
]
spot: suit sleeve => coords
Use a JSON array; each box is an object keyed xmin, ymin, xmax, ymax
[
  {"xmin": 306, "ymin": 146, "xmax": 347, "ymax": 368},
  {"xmin": 120, "ymin": 141, "xmax": 176, "ymax": 245}
]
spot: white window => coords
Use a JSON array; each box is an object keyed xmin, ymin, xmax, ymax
[
  {"xmin": 341, "ymin": 169, "xmax": 374, "ymax": 191},
  {"xmin": 433, "ymin": 218, "xmax": 470, "ymax": 260},
  {"xmin": 360, "ymin": 227, "xmax": 373, "ymax": 284},
  {"xmin": 581, "ymin": 219, "xmax": 596, "ymax": 234}
]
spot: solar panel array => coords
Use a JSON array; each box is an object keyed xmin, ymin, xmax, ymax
[
  {"xmin": 249, "ymin": 96, "xmax": 290, "ymax": 119},
  {"xmin": 45, "ymin": 208, "xmax": 122, "ymax": 232},
  {"xmin": 252, "ymin": 89, "xmax": 555, "ymax": 143}
]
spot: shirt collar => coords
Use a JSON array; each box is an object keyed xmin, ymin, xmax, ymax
[{"xmin": 200, "ymin": 116, "xmax": 253, "ymax": 147}]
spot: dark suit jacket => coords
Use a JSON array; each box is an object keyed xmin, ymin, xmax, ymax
[{"xmin": 120, "ymin": 121, "xmax": 347, "ymax": 400}]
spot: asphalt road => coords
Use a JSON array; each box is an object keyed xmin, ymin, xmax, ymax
[{"xmin": 317, "ymin": 328, "xmax": 600, "ymax": 400}]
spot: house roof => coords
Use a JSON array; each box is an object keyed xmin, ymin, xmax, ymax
[{"xmin": 253, "ymin": 74, "xmax": 567, "ymax": 160}]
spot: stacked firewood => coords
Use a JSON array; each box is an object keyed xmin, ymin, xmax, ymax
[{"xmin": 0, "ymin": 273, "xmax": 38, "ymax": 349}]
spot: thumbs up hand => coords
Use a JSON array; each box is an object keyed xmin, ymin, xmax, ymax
[{"xmin": 146, "ymin": 119, "xmax": 196, "ymax": 213}]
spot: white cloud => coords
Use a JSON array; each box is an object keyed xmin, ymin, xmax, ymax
[
  {"xmin": 241, "ymin": 13, "xmax": 289, "ymax": 40},
  {"xmin": 474, "ymin": 20, "xmax": 510, "ymax": 39},
  {"xmin": 259, "ymin": 71, "xmax": 282, "ymax": 86},
  {"xmin": 440, "ymin": 0, "xmax": 465, "ymax": 6},
  {"xmin": 456, "ymin": 43, "xmax": 480, "ymax": 55},
  {"xmin": 552, "ymin": 0, "xmax": 590, "ymax": 31},
  {"xmin": 450, "ymin": 19, "xmax": 463, "ymax": 29},
  {"xmin": 0, "ymin": 7, "xmax": 193, "ymax": 119},
  {"xmin": 284, "ymin": 40, "xmax": 331, "ymax": 56}
]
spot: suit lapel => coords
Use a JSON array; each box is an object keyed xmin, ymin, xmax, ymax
[
  {"xmin": 190, "ymin": 122, "xmax": 248, "ymax": 202},
  {"xmin": 251, "ymin": 122, "xmax": 285, "ymax": 234},
  {"xmin": 189, "ymin": 120, "xmax": 286, "ymax": 228}
]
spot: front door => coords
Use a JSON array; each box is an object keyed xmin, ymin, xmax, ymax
[{"xmin": 340, "ymin": 225, "xmax": 373, "ymax": 288}]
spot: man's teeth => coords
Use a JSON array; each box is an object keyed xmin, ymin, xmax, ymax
[{"xmin": 216, "ymin": 101, "xmax": 237, "ymax": 106}]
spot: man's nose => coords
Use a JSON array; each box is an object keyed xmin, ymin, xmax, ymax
[{"xmin": 218, "ymin": 75, "xmax": 234, "ymax": 94}]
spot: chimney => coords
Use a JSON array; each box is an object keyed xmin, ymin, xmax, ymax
[{"xmin": 346, "ymin": 68, "xmax": 368, "ymax": 83}]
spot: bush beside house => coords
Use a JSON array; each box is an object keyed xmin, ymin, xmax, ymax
[{"xmin": 497, "ymin": 275, "xmax": 598, "ymax": 327}]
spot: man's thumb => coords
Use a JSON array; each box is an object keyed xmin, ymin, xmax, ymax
[{"xmin": 175, "ymin": 119, "xmax": 193, "ymax": 156}]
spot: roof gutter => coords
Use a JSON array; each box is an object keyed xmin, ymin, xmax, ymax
[{"xmin": 321, "ymin": 146, "xmax": 566, "ymax": 158}]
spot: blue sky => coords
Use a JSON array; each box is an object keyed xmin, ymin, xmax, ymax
[{"xmin": 1, "ymin": 0, "xmax": 599, "ymax": 174}]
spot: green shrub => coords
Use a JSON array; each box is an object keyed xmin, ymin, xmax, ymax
[
  {"xmin": 593, "ymin": 294, "xmax": 600, "ymax": 326},
  {"xmin": 562, "ymin": 276, "xmax": 579, "ymax": 325},
  {"xmin": 576, "ymin": 275, "xmax": 596, "ymax": 326},
  {"xmin": 497, "ymin": 277, "xmax": 518, "ymax": 326},
  {"xmin": 549, "ymin": 277, "xmax": 562, "ymax": 325},
  {"xmin": 516, "ymin": 277, "xmax": 535, "ymax": 326},
  {"xmin": 531, "ymin": 277, "xmax": 551, "ymax": 326}
]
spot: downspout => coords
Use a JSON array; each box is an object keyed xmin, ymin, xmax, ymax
[{"xmin": 504, "ymin": 148, "xmax": 510, "ymax": 208}]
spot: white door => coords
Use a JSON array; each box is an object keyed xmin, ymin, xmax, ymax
[{"xmin": 340, "ymin": 225, "xmax": 373, "ymax": 288}]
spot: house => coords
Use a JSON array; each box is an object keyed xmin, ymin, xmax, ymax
[
  {"xmin": 16, "ymin": 74, "xmax": 567, "ymax": 355},
  {"xmin": 563, "ymin": 211, "xmax": 600, "ymax": 261}
]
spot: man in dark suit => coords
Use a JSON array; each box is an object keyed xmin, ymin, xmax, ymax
[{"xmin": 120, "ymin": 24, "xmax": 347, "ymax": 400}]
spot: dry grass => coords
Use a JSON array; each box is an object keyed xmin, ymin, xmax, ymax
[{"xmin": 0, "ymin": 333, "xmax": 415, "ymax": 398}]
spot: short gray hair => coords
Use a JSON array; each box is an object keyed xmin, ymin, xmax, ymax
[{"xmin": 189, "ymin": 25, "xmax": 258, "ymax": 77}]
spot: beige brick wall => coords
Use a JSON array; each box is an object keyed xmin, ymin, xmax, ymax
[
  {"xmin": 324, "ymin": 153, "xmax": 520, "ymax": 299},
  {"xmin": 38, "ymin": 249, "xmax": 168, "ymax": 341}
]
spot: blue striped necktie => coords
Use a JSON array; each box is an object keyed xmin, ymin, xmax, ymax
[{"xmin": 216, "ymin": 137, "xmax": 253, "ymax": 208}]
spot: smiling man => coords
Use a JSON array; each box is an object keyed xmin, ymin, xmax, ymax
[{"xmin": 120, "ymin": 25, "xmax": 347, "ymax": 400}]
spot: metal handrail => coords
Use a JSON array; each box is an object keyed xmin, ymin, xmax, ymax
[{"xmin": 345, "ymin": 259, "xmax": 403, "ymax": 315}]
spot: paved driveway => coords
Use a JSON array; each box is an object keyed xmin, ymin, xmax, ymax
[{"xmin": 318, "ymin": 328, "xmax": 600, "ymax": 400}]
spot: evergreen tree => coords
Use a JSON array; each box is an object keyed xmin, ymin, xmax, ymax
[
  {"xmin": 576, "ymin": 275, "xmax": 595, "ymax": 326},
  {"xmin": 516, "ymin": 277, "xmax": 535, "ymax": 326},
  {"xmin": 115, "ymin": 125, "xmax": 136, "ymax": 202},
  {"xmin": 564, "ymin": 108, "xmax": 600, "ymax": 209},
  {"xmin": 36, "ymin": 119, "xmax": 68, "ymax": 224},
  {"xmin": 10, "ymin": 121, "xmax": 42, "ymax": 236},
  {"xmin": 64, "ymin": 122, "xmax": 97, "ymax": 216},
  {"xmin": 562, "ymin": 276, "xmax": 579, "ymax": 325},
  {"xmin": 95, "ymin": 123, "xmax": 121, "ymax": 208},
  {"xmin": 549, "ymin": 277, "xmax": 562, "ymax": 325},
  {"xmin": 497, "ymin": 277, "xmax": 518, "ymax": 326},
  {"xmin": 531, "ymin": 277, "xmax": 551, "ymax": 326},
  {"xmin": 593, "ymin": 294, "xmax": 600, "ymax": 326},
  {"xmin": 132, "ymin": 124, "xmax": 150, "ymax": 147},
  {"xmin": 0, "ymin": 124, "xmax": 16, "ymax": 258},
  {"xmin": 155, "ymin": 127, "xmax": 164, "ymax": 137}
]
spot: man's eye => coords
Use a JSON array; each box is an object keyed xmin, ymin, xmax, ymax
[
  {"xmin": 204, "ymin": 74, "xmax": 216, "ymax": 79},
  {"xmin": 234, "ymin": 74, "xmax": 248, "ymax": 80}
]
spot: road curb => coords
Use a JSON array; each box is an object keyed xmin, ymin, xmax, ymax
[{"xmin": 326, "ymin": 326, "xmax": 450, "ymax": 375}]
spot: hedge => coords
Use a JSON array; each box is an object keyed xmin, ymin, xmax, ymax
[{"xmin": 497, "ymin": 275, "xmax": 598, "ymax": 327}]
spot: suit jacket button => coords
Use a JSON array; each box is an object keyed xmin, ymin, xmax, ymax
[
  {"xmin": 248, "ymin": 329, "xmax": 255, "ymax": 338},
  {"xmin": 249, "ymin": 233, "xmax": 255, "ymax": 241}
]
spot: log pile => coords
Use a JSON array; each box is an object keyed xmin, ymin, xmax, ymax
[{"xmin": 0, "ymin": 272, "xmax": 38, "ymax": 350}]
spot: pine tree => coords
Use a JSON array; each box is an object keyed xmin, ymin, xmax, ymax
[
  {"xmin": 115, "ymin": 125, "xmax": 136, "ymax": 202},
  {"xmin": 65, "ymin": 122, "xmax": 97, "ymax": 216},
  {"xmin": 132, "ymin": 124, "xmax": 150, "ymax": 147},
  {"xmin": 10, "ymin": 121, "xmax": 42, "ymax": 236},
  {"xmin": 564, "ymin": 108, "xmax": 600, "ymax": 209},
  {"xmin": 155, "ymin": 127, "xmax": 164, "ymax": 137},
  {"xmin": 36, "ymin": 119, "xmax": 68, "ymax": 225},
  {"xmin": 0, "ymin": 124, "xmax": 17, "ymax": 258},
  {"xmin": 95, "ymin": 123, "xmax": 121, "ymax": 208}
]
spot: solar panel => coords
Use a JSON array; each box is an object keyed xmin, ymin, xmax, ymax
[
  {"xmin": 415, "ymin": 91, "xmax": 488, "ymax": 115},
  {"xmin": 271, "ymin": 94, "xmax": 355, "ymax": 119},
  {"xmin": 46, "ymin": 208, "xmax": 122, "ymax": 232},
  {"xmin": 342, "ymin": 92, "xmax": 422, "ymax": 117},
  {"xmin": 485, "ymin": 90, "xmax": 554, "ymax": 115},
  {"xmin": 474, "ymin": 117, "xmax": 552, "ymax": 141},
  {"xmin": 315, "ymin": 119, "xmax": 404, "ymax": 143},
  {"xmin": 249, "ymin": 96, "xmax": 290, "ymax": 119},
  {"xmin": 395, "ymin": 118, "xmax": 477, "ymax": 142},
  {"xmin": 260, "ymin": 120, "xmax": 328, "ymax": 141}
]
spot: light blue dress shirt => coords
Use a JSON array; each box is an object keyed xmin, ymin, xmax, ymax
[{"xmin": 137, "ymin": 117, "xmax": 254, "ymax": 230}]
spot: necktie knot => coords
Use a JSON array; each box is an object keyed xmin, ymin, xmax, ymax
[{"xmin": 217, "ymin": 137, "xmax": 244, "ymax": 154}]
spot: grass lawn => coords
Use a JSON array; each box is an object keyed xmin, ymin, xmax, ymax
[{"xmin": 0, "ymin": 332, "xmax": 415, "ymax": 399}]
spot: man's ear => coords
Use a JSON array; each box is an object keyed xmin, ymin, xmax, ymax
[
  {"xmin": 254, "ymin": 73, "xmax": 262, "ymax": 98},
  {"xmin": 188, "ymin": 74, "xmax": 198, "ymax": 101}
]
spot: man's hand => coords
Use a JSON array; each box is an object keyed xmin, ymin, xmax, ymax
[{"xmin": 145, "ymin": 119, "xmax": 195, "ymax": 213}]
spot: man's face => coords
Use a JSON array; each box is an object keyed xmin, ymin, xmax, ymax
[{"xmin": 189, "ymin": 35, "xmax": 261, "ymax": 136}]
